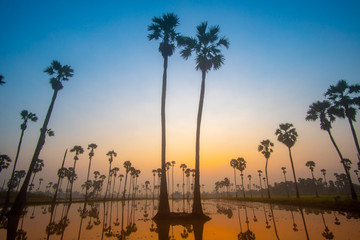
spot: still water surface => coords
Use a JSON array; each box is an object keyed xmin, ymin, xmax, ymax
[{"xmin": 1, "ymin": 199, "xmax": 359, "ymax": 239}]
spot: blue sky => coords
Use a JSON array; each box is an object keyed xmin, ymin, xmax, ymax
[{"xmin": 1, "ymin": 1, "xmax": 360, "ymax": 192}]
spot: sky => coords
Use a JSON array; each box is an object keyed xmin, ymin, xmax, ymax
[{"xmin": 1, "ymin": 0, "xmax": 360, "ymax": 193}]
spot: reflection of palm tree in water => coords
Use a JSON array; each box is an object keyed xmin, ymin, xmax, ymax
[
  {"xmin": 290, "ymin": 209, "xmax": 298, "ymax": 232},
  {"xmin": 263, "ymin": 206, "xmax": 270, "ymax": 229},
  {"xmin": 15, "ymin": 208, "xmax": 27, "ymax": 240},
  {"xmin": 299, "ymin": 207, "xmax": 310, "ymax": 240},
  {"xmin": 252, "ymin": 206, "xmax": 257, "ymax": 222},
  {"xmin": 321, "ymin": 212, "xmax": 334, "ymax": 239},
  {"xmin": 269, "ymin": 204, "xmax": 280, "ymax": 240}
]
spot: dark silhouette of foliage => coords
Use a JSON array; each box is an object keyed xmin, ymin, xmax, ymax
[
  {"xmin": 275, "ymin": 123, "xmax": 300, "ymax": 198},
  {"xmin": 0, "ymin": 154, "xmax": 11, "ymax": 172},
  {"xmin": 258, "ymin": 139, "xmax": 274, "ymax": 199},
  {"xmin": 305, "ymin": 161, "xmax": 319, "ymax": 197}
]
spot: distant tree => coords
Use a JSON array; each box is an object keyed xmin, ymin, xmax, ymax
[
  {"xmin": 257, "ymin": 170, "xmax": 263, "ymax": 198},
  {"xmin": 85, "ymin": 144, "xmax": 97, "ymax": 202},
  {"xmin": 148, "ymin": 12, "xmax": 180, "ymax": 218},
  {"xmin": 180, "ymin": 164, "xmax": 187, "ymax": 201},
  {"xmin": 116, "ymin": 174, "xmax": 124, "ymax": 199},
  {"xmin": 171, "ymin": 161, "xmax": 176, "ymax": 198},
  {"xmin": 321, "ymin": 169, "xmax": 327, "ymax": 186},
  {"xmin": 275, "ymin": 123, "xmax": 300, "ymax": 198},
  {"xmin": 69, "ymin": 145, "xmax": 84, "ymax": 202},
  {"xmin": 247, "ymin": 175, "xmax": 252, "ymax": 198},
  {"xmin": 306, "ymin": 100, "xmax": 357, "ymax": 200},
  {"xmin": 354, "ymin": 170, "xmax": 360, "ymax": 183},
  {"xmin": 15, "ymin": 170, "xmax": 26, "ymax": 191},
  {"xmin": 178, "ymin": 21, "xmax": 229, "ymax": 216},
  {"xmin": 122, "ymin": 161, "xmax": 132, "ymax": 199},
  {"xmin": 7, "ymin": 60, "xmax": 74, "ymax": 239},
  {"xmin": 28, "ymin": 159, "xmax": 44, "ymax": 192},
  {"xmin": 325, "ymin": 80, "xmax": 360, "ymax": 163},
  {"xmin": 236, "ymin": 157, "xmax": 247, "ymax": 198},
  {"xmin": 230, "ymin": 159, "xmax": 239, "ymax": 197},
  {"xmin": 305, "ymin": 161, "xmax": 319, "ymax": 197},
  {"xmin": 258, "ymin": 139, "xmax": 274, "ymax": 199},
  {"xmin": 281, "ymin": 167, "xmax": 290, "ymax": 197},
  {"xmin": 37, "ymin": 178, "xmax": 43, "ymax": 191},
  {"xmin": 104, "ymin": 150, "xmax": 116, "ymax": 200}
]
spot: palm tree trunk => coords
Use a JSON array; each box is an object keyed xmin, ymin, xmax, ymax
[
  {"xmin": 122, "ymin": 172, "xmax": 129, "ymax": 200},
  {"xmin": 265, "ymin": 158, "xmax": 271, "ymax": 199},
  {"xmin": 283, "ymin": 173, "xmax": 289, "ymax": 198},
  {"xmin": 69, "ymin": 159, "xmax": 78, "ymax": 202},
  {"xmin": 347, "ymin": 117, "xmax": 360, "ymax": 162},
  {"xmin": 311, "ymin": 170, "xmax": 319, "ymax": 197},
  {"xmin": 192, "ymin": 70, "xmax": 206, "ymax": 216},
  {"xmin": 241, "ymin": 172, "xmax": 246, "ymax": 198},
  {"xmin": 85, "ymin": 152, "xmax": 93, "ymax": 202},
  {"xmin": 4, "ymin": 128, "xmax": 25, "ymax": 207},
  {"xmin": 104, "ymin": 163, "xmax": 112, "ymax": 200},
  {"xmin": 233, "ymin": 168, "xmax": 237, "ymax": 198},
  {"xmin": 258, "ymin": 175, "xmax": 263, "ymax": 198},
  {"xmin": 7, "ymin": 89, "xmax": 59, "ymax": 240},
  {"xmin": 156, "ymin": 55, "xmax": 170, "ymax": 218},
  {"xmin": 288, "ymin": 147, "xmax": 300, "ymax": 198},
  {"xmin": 327, "ymin": 129, "xmax": 357, "ymax": 200}
]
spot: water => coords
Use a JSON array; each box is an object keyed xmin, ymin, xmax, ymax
[{"xmin": 1, "ymin": 199, "xmax": 359, "ymax": 239}]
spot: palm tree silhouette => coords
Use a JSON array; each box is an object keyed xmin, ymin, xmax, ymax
[
  {"xmin": 0, "ymin": 75, "xmax": 5, "ymax": 85},
  {"xmin": 325, "ymin": 80, "xmax": 360, "ymax": 164},
  {"xmin": 230, "ymin": 159, "xmax": 239, "ymax": 197},
  {"xmin": 7, "ymin": 60, "xmax": 74, "ymax": 239},
  {"xmin": 180, "ymin": 164, "xmax": 187, "ymax": 201},
  {"xmin": 148, "ymin": 13, "xmax": 180, "ymax": 218},
  {"xmin": 171, "ymin": 161, "xmax": 176, "ymax": 199},
  {"xmin": 178, "ymin": 21, "xmax": 229, "ymax": 217},
  {"xmin": 247, "ymin": 175, "xmax": 252, "ymax": 198},
  {"xmin": 5, "ymin": 110, "xmax": 37, "ymax": 207},
  {"xmin": 28, "ymin": 159, "xmax": 44, "ymax": 192},
  {"xmin": 37, "ymin": 178, "xmax": 44, "ymax": 191},
  {"xmin": 305, "ymin": 161, "xmax": 319, "ymax": 197},
  {"xmin": 85, "ymin": 144, "xmax": 97, "ymax": 202},
  {"xmin": 275, "ymin": 123, "xmax": 300, "ymax": 198},
  {"xmin": 104, "ymin": 150, "xmax": 117, "ymax": 200},
  {"xmin": 257, "ymin": 170, "xmax": 263, "ymax": 198},
  {"xmin": 236, "ymin": 157, "xmax": 247, "ymax": 198},
  {"xmin": 258, "ymin": 139, "xmax": 274, "ymax": 199},
  {"xmin": 354, "ymin": 170, "xmax": 360, "ymax": 183},
  {"xmin": 0, "ymin": 154, "xmax": 11, "ymax": 173},
  {"xmin": 69, "ymin": 145, "xmax": 84, "ymax": 202},
  {"xmin": 116, "ymin": 174, "xmax": 124, "ymax": 199},
  {"xmin": 321, "ymin": 169, "xmax": 327, "ymax": 186},
  {"xmin": 122, "ymin": 161, "xmax": 132, "ymax": 200},
  {"xmin": 306, "ymin": 100, "xmax": 358, "ymax": 200},
  {"xmin": 281, "ymin": 167, "xmax": 290, "ymax": 197}
]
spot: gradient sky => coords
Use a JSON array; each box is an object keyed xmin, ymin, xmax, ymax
[{"xmin": 1, "ymin": 0, "xmax": 360, "ymax": 193}]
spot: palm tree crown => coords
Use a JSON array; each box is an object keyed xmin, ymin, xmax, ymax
[
  {"xmin": 44, "ymin": 60, "xmax": 74, "ymax": 90},
  {"xmin": 275, "ymin": 123, "xmax": 298, "ymax": 148},
  {"xmin": 148, "ymin": 13, "xmax": 179, "ymax": 57},
  {"xmin": 306, "ymin": 100, "xmax": 334, "ymax": 131},
  {"xmin": 305, "ymin": 161, "xmax": 316, "ymax": 172},
  {"xmin": 0, "ymin": 75, "xmax": 5, "ymax": 85},
  {"xmin": 258, "ymin": 139, "xmax": 274, "ymax": 159},
  {"xmin": 178, "ymin": 22, "xmax": 229, "ymax": 73}
]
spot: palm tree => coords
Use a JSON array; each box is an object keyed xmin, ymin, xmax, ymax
[
  {"xmin": 152, "ymin": 169, "xmax": 157, "ymax": 200},
  {"xmin": 85, "ymin": 144, "xmax": 97, "ymax": 202},
  {"xmin": 148, "ymin": 13, "xmax": 180, "ymax": 218},
  {"xmin": 247, "ymin": 175, "xmax": 252, "ymax": 198},
  {"xmin": 5, "ymin": 110, "xmax": 38, "ymax": 206},
  {"xmin": 281, "ymin": 167, "xmax": 290, "ymax": 197},
  {"xmin": 305, "ymin": 161, "xmax": 319, "ymax": 197},
  {"xmin": 28, "ymin": 159, "xmax": 44, "ymax": 192},
  {"xmin": 104, "ymin": 150, "xmax": 117, "ymax": 200},
  {"xmin": 321, "ymin": 169, "xmax": 327, "ymax": 186},
  {"xmin": 180, "ymin": 164, "xmax": 187, "ymax": 201},
  {"xmin": 37, "ymin": 178, "xmax": 43, "ymax": 191},
  {"xmin": 306, "ymin": 100, "xmax": 357, "ymax": 200},
  {"xmin": 68, "ymin": 145, "xmax": 84, "ymax": 202},
  {"xmin": 257, "ymin": 170, "xmax": 263, "ymax": 198},
  {"xmin": 230, "ymin": 159, "xmax": 239, "ymax": 197},
  {"xmin": 171, "ymin": 161, "xmax": 176, "ymax": 198},
  {"xmin": 178, "ymin": 21, "xmax": 229, "ymax": 217},
  {"xmin": 354, "ymin": 170, "xmax": 360, "ymax": 183},
  {"xmin": 7, "ymin": 60, "xmax": 74, "ymax": 239},
  {"xmin": 122, "ymin": 161, "xmax": 132, "ymax": 199},
  {"xmin": 116, "ymin": 174, "xmax": 124, "ymax": 199},
  {"xmin": 0, "ymin": 75, "xmax": 5, "ymax": 85},
  {"xmin": 275, "ymin": 123, "xmax": 300, "ymax": 198},
  {"xmin": 325, "ymin": 80, "xmax": 360, "ymax": 162},
  {"xmin": 236, "ymin": 157, "xmax": 247, "ymax": 198},
  {"xmin": 145, "ymin": 180, "xmax": 150, "ymax": 199},
  {"xmin": 258, "ymin": 139, "xmax": 274, "ymax": 199},
  {"xmin": 0, "ymin": 154, "xmax": 11, "ymax": 173}
]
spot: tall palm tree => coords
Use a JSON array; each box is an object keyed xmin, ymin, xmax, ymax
[
  {"xmin": 85, "ymin": 144, "xmax": 97, "ymax": 202},
  {"xmin": 69, "ymin": 145, "xmax": 84, "ymax": 202},
  {"xmin": 230, "ymin": 159, "xmax": 239, "ymax": 197},
  {"xmin": 247, "ymin": 175, "xmax": 252, "ymax": 198},
  {"xmin": 275, "ymin": 123, "xmax": 300, "ymax": 198},
  {"xmin": 306, "ymin": 100, "xmax": 357, "ymax": 200},
  {"xmin": 122, "ymin": 161, "xmax": 132, "ymax": 199},
  {"xmin": 178, "ymin": 22, "xmax": 229, "ymax": 216},
  {"xmin": 5, "ymin": 110, "xmax": 38, "ymax": 206},
  {"xmin": 7, "ymin": 61, "xmax": 74, "ymax": 239},
  {"xmin": 104, "ymin": 150, "xmax": 117, "ymax": 200},
  {"xmin": 37, "ymin": 178, "xmax": 43, "ymax": 191},
  {"xmin": 171, "ymin": 161, "xmax": 176, "ymax": 198},
  {"xmin": 321, "ymin": 169, "xmax": 327, "ymax": 186},
  {"xmin": 0, "ymin": 75, "xmax": 5, "ymax": 85},
  {"xmin": 257, "ymin": 170, "xmax": 263, "ymax": 198},
  {"xmin": 152, "ymin": 169, "xmax": 157, "ymax": 200},
  {"xmin": 325, "ymin": 80, "xmax": 360, "ymax": 162},
  {"xmin": 116, "ymin": 174, "xmax": 124, "ymax": 199},
  {"xmin": 236, "ymin": 157, "xmax": 247, "ymax": 198},
  {"xmin": 148, "ymin": 13, "xmax": 180, "ymax": 218},
  {"xmin": 180, "ymin": 164, "xmax": 187, "ymax": 201},
  {"xmin": 305, "ymin": 161, "xmax": 319, "ymax": 197},
  {"xmin": 281, "ymin": 167, "xmax": 290, "ymax": 197},
  {"xmin": 258, "ymin": 139, "xmax": 274, "ymax": 199}
]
